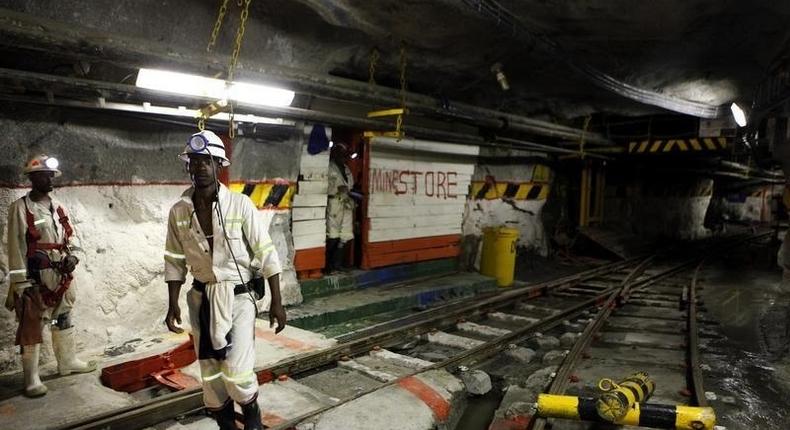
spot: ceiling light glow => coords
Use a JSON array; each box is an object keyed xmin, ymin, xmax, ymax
[
  {"xmin": 730, "ymin": 103, "xmax": 747, "ymax": 127},
  {"xmin": 136, "ymin": 68, "xmax": 295, "ymax": 107}
]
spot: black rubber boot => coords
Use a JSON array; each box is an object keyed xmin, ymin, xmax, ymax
[
  {"xmin": 210, "ymin": 399, "xmax": 237, "ymax": 430},
  {"xmin": 241, "ymin": 394, "xmax": 264, "ymax": 430},
  {"xmin": 325, "ymin": 238, "xmax": 340, "ymax": 274},
  {"xmin": 333, "ymin": 242, "xmax": 346, "ymax": 272}
]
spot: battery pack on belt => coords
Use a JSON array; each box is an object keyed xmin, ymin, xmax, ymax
[{"xmin": 192, "ymin": 280, "xmax": 249, "ymax": 296}]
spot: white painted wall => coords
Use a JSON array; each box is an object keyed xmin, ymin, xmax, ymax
[
  {"xmin": 462, "ymin": 161, "xmax": 552, "ymax": 256},
  {"xmin": 292, "ymin": 127, "xmax": 329, "ymax": 251},
  {"xmin": 367, "ymin": 137, "xmax": 478, "ymax": 243},
  {"xmin": 462, "ymin": 199, "xmax": 550, "ymax": 255},
  {"xmin": 0, "ymin": 184, "xmax": 299, "ymax": 374}
]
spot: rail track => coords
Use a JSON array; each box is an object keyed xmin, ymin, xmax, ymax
[
  {"xmin": 61, "ymin": 233, "xmax": 764, "ymax": 430},
  {"xmin": 526, "ymin": 259, "xmax": 713, "ymax": 430}
]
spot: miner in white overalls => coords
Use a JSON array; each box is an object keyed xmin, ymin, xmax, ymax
[
  {"xmin": 5, "ymin": 154, "xmax": 96, "ymax": 398},
  {"xmin": 326, "ymin": 142, "xmax": 355, "ymax": 273},
  {"xmin": 163, "ymin": 131, "xmax": 287, "ymax": 430}
]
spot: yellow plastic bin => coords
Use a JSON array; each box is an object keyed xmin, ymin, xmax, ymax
[
  {"xmin": 481, "ymin": 226, "xmax": 519, "ymax": 287},
  {"xmin": 480, "ymin": 227, "xmax": 498, "ymax": 277}
]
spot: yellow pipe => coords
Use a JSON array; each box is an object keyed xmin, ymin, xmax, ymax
[{"xmin": 537, "ymin": 394, "xmax": 716, "ymax": 430}]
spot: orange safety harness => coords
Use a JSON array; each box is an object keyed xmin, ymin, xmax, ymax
[{"xmin": 23, "ymin": 199, "xmax": 74, "ymax": 307}]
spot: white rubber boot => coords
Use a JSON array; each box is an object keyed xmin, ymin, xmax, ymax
[
  {"xmin": 21, "ymin": 344, "xmax": 48, "ymax": 397},
  {"xmin": 52, "ymin": 327, "xmax": 97, "ymax": 376}
]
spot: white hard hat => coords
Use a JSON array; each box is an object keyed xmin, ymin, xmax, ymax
[
  {"xmin": 23, "ymin": 154, "xmax": 62, "ymax": 177},
  {"xmin": 180, "ymin": 130, "xmax": 231, "ymax": 166}
]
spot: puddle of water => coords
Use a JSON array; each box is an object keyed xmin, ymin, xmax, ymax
[
  {"xmin": 455, "ymin": 385, "xmax": 504, "ymax": 430},
  {"xmin": 700, "ymin": 246, "xmax": 790, "ymax": 429}
]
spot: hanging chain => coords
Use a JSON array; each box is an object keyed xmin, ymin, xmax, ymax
[
  {"xmin": 399, "ymin": 41, "xmax": 407, "ymax": 110},
  {"xmin": 228, "ymin": 101, "xmax": 236, "ymax": 138},
  {"xmin": 227, "ymin": 0, "xmax": 252, "ymax": 83},
  {"xmin": 397, "ymin": 41, "xmax": 408, "ymax": 139},
  {"xmin": 227, "ymin": 0, "xmax": 252, "ymax": 138},
  {"xmin": 207, "ymin": 0, "xmax": 231, "ymax": 52},
  {"xmin": 200, "ymin": 0, "xmax": 251, "ymax": 138},
  {"xmin": 368, "ymin": 48, "xmax": 379, "ymax": 86}
]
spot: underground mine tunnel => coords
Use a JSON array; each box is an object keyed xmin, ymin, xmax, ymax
[{"xmin": 1, "ymin": 1, "xmax": 790, "ymax": 430}]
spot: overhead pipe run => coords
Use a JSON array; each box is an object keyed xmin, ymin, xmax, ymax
[
  {"xmin": 0, "ymin": 89, "xmax": 602, "ymax": 161},
  {"xmin": 717, "ymin": 160, "xmax": 784, "ymax": 178},
  {"xmin": 0, "ymin": 67, "xmax": 611, "ymax": 161},
  {"xmin": 0, "ymin": 8, "xmax": 611, "ymax": 145}
]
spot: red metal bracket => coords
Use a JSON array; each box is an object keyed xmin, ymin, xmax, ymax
[{"xmin": 100, "ymin": 337, "xmax": 197, "ymax": 393}]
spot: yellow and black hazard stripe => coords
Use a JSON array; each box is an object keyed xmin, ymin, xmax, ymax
[
  {"xmin": 470, "ymin": 181, "xmax": 550, "ymax": 201},
  {"xmin": 537, "ymin": 394, "xmax": 716, "ymax": 430},
  {"xmin": 628, "ymin": 137, "xmax": 728, "ymax": 154},
  {"xmin": 229, "ymin": 182, "xmax": 296, "ymax": 209},
  {"xmin": 595, "ymin": 372, "xmax": 655, "ymax": 421}
]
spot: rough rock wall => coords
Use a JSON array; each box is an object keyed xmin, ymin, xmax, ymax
[
  {"xmin": 0, "ymin": 105, "xmax": 303, "ymax": 373},
  {"xmin": 604, "ymin": 175, "xmax": 713, "ymax": 240},
  {"xmin": 462, "ymin": 150, "xmax": 553, "ymax": 266}
]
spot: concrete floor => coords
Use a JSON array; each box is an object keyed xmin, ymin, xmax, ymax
[
  {"xmin": 0, "ymin": 322, "xmax": 336, "ymax": 430},
  {"xmin": 11, "ymin": 245, "xmax": 788, "ymax": 430}
]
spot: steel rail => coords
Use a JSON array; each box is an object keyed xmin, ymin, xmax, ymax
[
  {"xmin": 529, "ymin": 232, "xmax": 770, "ymax": 430},
  {"xmin": 62, "ymin": 258, "xmax": 642, "ymax": 430},
  {"xmin": 269, "ymin": 272, "xmax": 642, "ymax": 430},
  {"xmin": 688, "ymin": 260, "xmax": 708, "ymax": 407},
  {"xmin": 530, "ymin": 258, "xmax": 703, "ymax": 430},
  {"xmin": 273, "ymin": 252, "xmax": 728, "ymax": 429}
]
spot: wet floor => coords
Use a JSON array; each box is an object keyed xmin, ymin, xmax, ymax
[{"xmin": 701, "ymin": 240, "xmax": 790, "ymax": 429}]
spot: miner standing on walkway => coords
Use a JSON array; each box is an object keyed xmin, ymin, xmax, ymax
[{"xmin": 163, "ymin": 130, "xmax": 286, "ymax": 430}]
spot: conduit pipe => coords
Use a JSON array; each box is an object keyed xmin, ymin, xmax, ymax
[
  {"xmin": 0, "ymin": 8, "xmax": 612, "ymax": 144},
  {"xmin": 0, "ymin": 92, "xmax": 605, "ymax": 160}
]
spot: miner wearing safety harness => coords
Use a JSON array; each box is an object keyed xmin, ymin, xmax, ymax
[
  {"xmin": 5, "ymin": 155, "xmax": 97, "ymax": 398},
  {"xmin": 163, "ymin": 130, "xmax": 286, "ymax": 430}
]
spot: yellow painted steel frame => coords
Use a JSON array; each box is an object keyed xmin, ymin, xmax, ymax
[
  {"xmin": 367, "ymin": 108, "xmax": 406, "ymax": 118},
  {"xmin": 580, "ymin": 161, "xmax": 605, "ymax": 227},
  {"xmin": 579, "ymin": 162, "xmax": 590, "ymax": 227}
]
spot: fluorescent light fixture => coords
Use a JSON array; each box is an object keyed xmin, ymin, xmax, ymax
[
  {"xmin": 105, "ymin": 100, "xmax": 291, "ymax": 125},
  {"xmin": 730, "ymin": 102, "xmax": 747, "ymax": 127},
  {"xmin": 45, "ymin": 157, "xmax": 59, "ymax": 169},
  {"xmin": 136, "ymin": 68, "xmax": 295, "ymax": 107}
]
